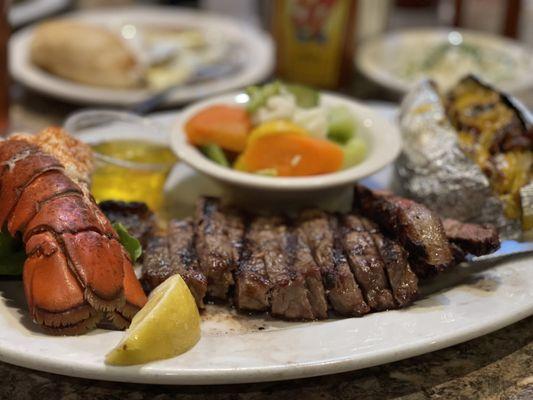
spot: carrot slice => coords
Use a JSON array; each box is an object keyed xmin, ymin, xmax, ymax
[
  {"xmin": 236, "ymin": 133, "xmax": 343, "ymax": 176},
  {"xmin": 185, "ymin": 105, "xmax": 251, "ymax": 152}
]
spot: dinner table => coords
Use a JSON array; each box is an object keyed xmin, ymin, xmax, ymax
[
  {"xmin": 1, "ymin": 75, "xmax": 532, "ymax": 399},
  {"xmin": 2, "ymin": 0, "xmax": 533, "ymax": 395}
]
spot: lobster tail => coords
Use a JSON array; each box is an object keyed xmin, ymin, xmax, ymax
[
  {"xmin": 24, "ymin": 232, "xmax": 101, "ymax": 334},
  {"xmin": 0, "ymin": 133, "xmax": 147, "ymax": 335},
  {"xmin": 107, "ymin": 248, "xmax": 149, "ymax": 329}
]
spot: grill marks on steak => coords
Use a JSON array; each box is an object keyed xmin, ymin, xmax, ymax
[
  {"xmin": 168, "ymin": 219, "xmax": 208, "ymax": 307},
  {"xmin": 297, "ymin": 210, "xmax": 370, "ymax": 316},
  {"xmin": 142, "ymin": 235, "xmax": 172, "ymax": 292},
  {"xmin": 249, "ymin": 217, "xmax": 318, "ymax": 320},
  {"xmin": 141, "ymin": 219, "xmax": 207, "ymax": 308},
  {"xmin": 234, "ymin": 218, "xmax": 273, "ymax": 312},
  {"xmin": 354, "ymin": 185, "xmax": 455, "ymax": 277},
  {"xmin": 340, "ymin": 214, "xmax": 396, "ymax": 311},
  {"xmin": 360, "ymin": 218, "xmax": 418, "ymax": 307},
  {"xmin": 195, "ymin": 197, "xmax": 244, "ymax": 299},
  {"xmin": 289, "ymin": 225, "xmax": 328, "ymax": 319},
  {"xmin": 140, "ymin": 208, "xmax": 423, "ymax": 318},
  {"xmin": 138, "ymin": 189, "xmax": 497, "ymax": 321}
]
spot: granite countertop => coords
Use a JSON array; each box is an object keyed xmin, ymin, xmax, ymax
[{"xmin": 2, "ymin": 85, "xmax": 532, "ymax": 400}]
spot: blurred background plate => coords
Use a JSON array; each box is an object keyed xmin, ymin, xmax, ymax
[
  {"xmin": 9, "ymin": 6, "xmax": 274, "ymax": 106},
  {"xmin": 9, "ymin": 0, "xmax": 70, "ymax": 28},
  {"xmin": 356, "ymin": 28, "xmax": 533, "ymax": 94}
]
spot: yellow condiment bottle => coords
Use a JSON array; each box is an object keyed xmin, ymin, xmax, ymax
[{"xmin": 272, "ymin": 0, "xmax": 358, "ymax": 89}]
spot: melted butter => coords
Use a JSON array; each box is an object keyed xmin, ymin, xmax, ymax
[{"xmin": 90, "ymin": 140, "xmax": 177, "ymax": 211}]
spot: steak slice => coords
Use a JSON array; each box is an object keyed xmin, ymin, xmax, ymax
[
  {"xmin": 195, "ymin": 197, "xmax": 244, "ymax": 299},
  {"xmin": 142, "ymin": 234, "xmax": 171, "ymax": 291},
  {"xmin": 354, "ymin": 185, "xmax": 454, "ymax": 277},
  {"xmin": 442, "ymin": 218, "xmax": 500, "ymax": 256},
  {"xmin": 141, "ymin": 219, "xmax": 207, "ymax": 308},
  {"xmin": 297, "ymin": 210, "xmax": 370, "ymax": 316},
  {"xmin": 234, "ymin": 218, "xmax": 272, "ymax": 312},
  {"xmin": 289, "ymin": 226, "xmax": 328, "ymax": 319},
  {"xmin": 340, "ymin": 214, "xmax": 396, "ymax": 311},
  {"xmin": 253, "ymin": 216, "xmax": 316, "ymax": 320},
  {"xmin": 99, "ymin": 200, "xmax": 156, "ymax": 248},
  {"xmin": 225, "ymin": 207, "xmax": 245, "ymax": 266},
  {"xmin": 360, "ymin": 218, "xmax": 418, "ymax": 307},
  {"xmin": 167, "ymin": 219, "xmax": 208, "ymax": 308}
]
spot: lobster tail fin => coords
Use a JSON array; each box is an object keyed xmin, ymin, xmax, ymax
[
  {"xmin": 24, "ymin": 232, "xmax": 101, "ymax": 335},
  {"xmin": 62, "ymin": 232, "xmax": 126, "ymax": 312},
  {"xmin": 107, "ymin": 249, "xmax": 148, "ymax": 329}
]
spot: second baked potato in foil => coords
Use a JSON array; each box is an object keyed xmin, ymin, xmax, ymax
[{"xmin": 395, "ymin": 76, "xmax": 532, "ymax": 240}]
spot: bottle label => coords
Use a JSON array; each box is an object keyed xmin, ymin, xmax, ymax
[{"xmin": 275, "ymin": 0, "xmax": 352, "ymax": 88}]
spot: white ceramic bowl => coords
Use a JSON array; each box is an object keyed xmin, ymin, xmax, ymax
[{"xmin": 171, "ymin": 92, "xmax": 401, "ymax": 193}]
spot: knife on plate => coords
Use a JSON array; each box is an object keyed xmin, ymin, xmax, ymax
[{"xmin": 470, "ymin": 240, "xmax": 533, "ymax": 262}]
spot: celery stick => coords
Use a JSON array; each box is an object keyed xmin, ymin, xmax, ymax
[
  {"xmin": 200, "ymin": 144, "xmax": 229, "ymax": 167},
  {"xmin": 342, "ymin": 137, "xmax": 367, "ymax": 168},
  {"xmin": 328, "ymin": 106, "xmax": 356, "ymax": 144}
]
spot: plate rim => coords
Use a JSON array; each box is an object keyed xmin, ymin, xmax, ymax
[{"xmin": 0, "ymin": 262, "xmax": 530, "ymax": 385}]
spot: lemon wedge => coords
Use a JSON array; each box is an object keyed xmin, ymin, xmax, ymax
[{"xmin": 105, "ymin": 274, "xmax": 201, "ymax": 366}]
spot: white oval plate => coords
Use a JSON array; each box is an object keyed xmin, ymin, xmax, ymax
[
  {"xmin": 171, "ymin": 92, "xmax": 401, "ymax": 192},
  {"xmin": 0, "ymin": 105, "xmax": 531, "ymax": 385},
  {"xmin": 9, "ymin": 6, "xmax": 274, "ymax": 106},
  {"xmin": 356, "ymin": 29, "xmax": 533, "ymax": 94}
]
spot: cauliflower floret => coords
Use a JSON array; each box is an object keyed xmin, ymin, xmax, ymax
[
  {"xmin": 292, "ymin": 107, "xmax": 328, "ymax": 139},
  {"xmin": 252, "ymin": 91, "xmax": 328, "ymax": 138},
  {"xmin": 253, "ymin": 93, "xmax": 296, "ymax": 125}
]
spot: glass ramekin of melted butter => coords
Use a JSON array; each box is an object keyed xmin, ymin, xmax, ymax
[{"xmin": 64, "ymin": 110, "xmax": 177, "ymax": 212}]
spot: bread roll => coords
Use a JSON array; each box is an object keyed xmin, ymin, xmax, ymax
[{"xmin": 30, "ymin": 20, "xmax": 143, "ymax": 88}]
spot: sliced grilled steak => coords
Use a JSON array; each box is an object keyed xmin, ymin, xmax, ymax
[
  {"xmin": 168, "ymin": 219, "xmax": 208, "ymax": 308},
  {"xmin": 340, "ymin": 214, "xmax": 396, "ymax": 311},
  {"xmin": 297, "ymin": 210, "xmax": 370, "ymax": 316},
  {"xmin": 99, "ymin": 200, "xmax": 156, "ymax": 247},
  {"xmin": 225, "ymin": 207, "xmax": 245, "ymax": 266},
  {"xmin": 234, "ymin": 218, "xmax": 272, "ymax": 312},
  {"xmin": 361, "ymin": 218, "xmax": 418, "ymax": 307},
  {"xmin": 142, "ymin": 234, "xmax": 171, "ymax": 291},
  {"xmin": 195, "ymin": 197, "xmax": 244, "ymax": 299},
  {"xmin": 141, "ymin": 219, "xmax": 207, "ymax": 308},
  {"xmin": 253, "ymin": 216, "xmax": 317, "ymax": 320},
  {"xmin": 289, "ymin": 226, "xmax": 328, "ymax": 319},
  {"xmin": 354, "ymin": 185, "xmax": 454, "ymax": 277},
  {"xmin": 442, "ymin": 218, "xmax": 500, "ymax": 256}
]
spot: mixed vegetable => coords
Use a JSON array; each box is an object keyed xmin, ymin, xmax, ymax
[{"xmin": 184, "ymin": 82, "xmax": 367, "ymax": 177}]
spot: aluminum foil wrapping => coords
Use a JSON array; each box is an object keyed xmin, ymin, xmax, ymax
[{"xmin": 393, "ymin": 80, "xmax": 522, "ymax": 240}]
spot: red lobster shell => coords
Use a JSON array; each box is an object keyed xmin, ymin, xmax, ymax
[{"xmin": 0, "ymin": 131, "xmax": 147, "ymax": 334}]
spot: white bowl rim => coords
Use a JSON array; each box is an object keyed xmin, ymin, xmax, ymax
[{"xmin": 170, "ymin": 91, "xmax": 401, "ymax": 191}]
